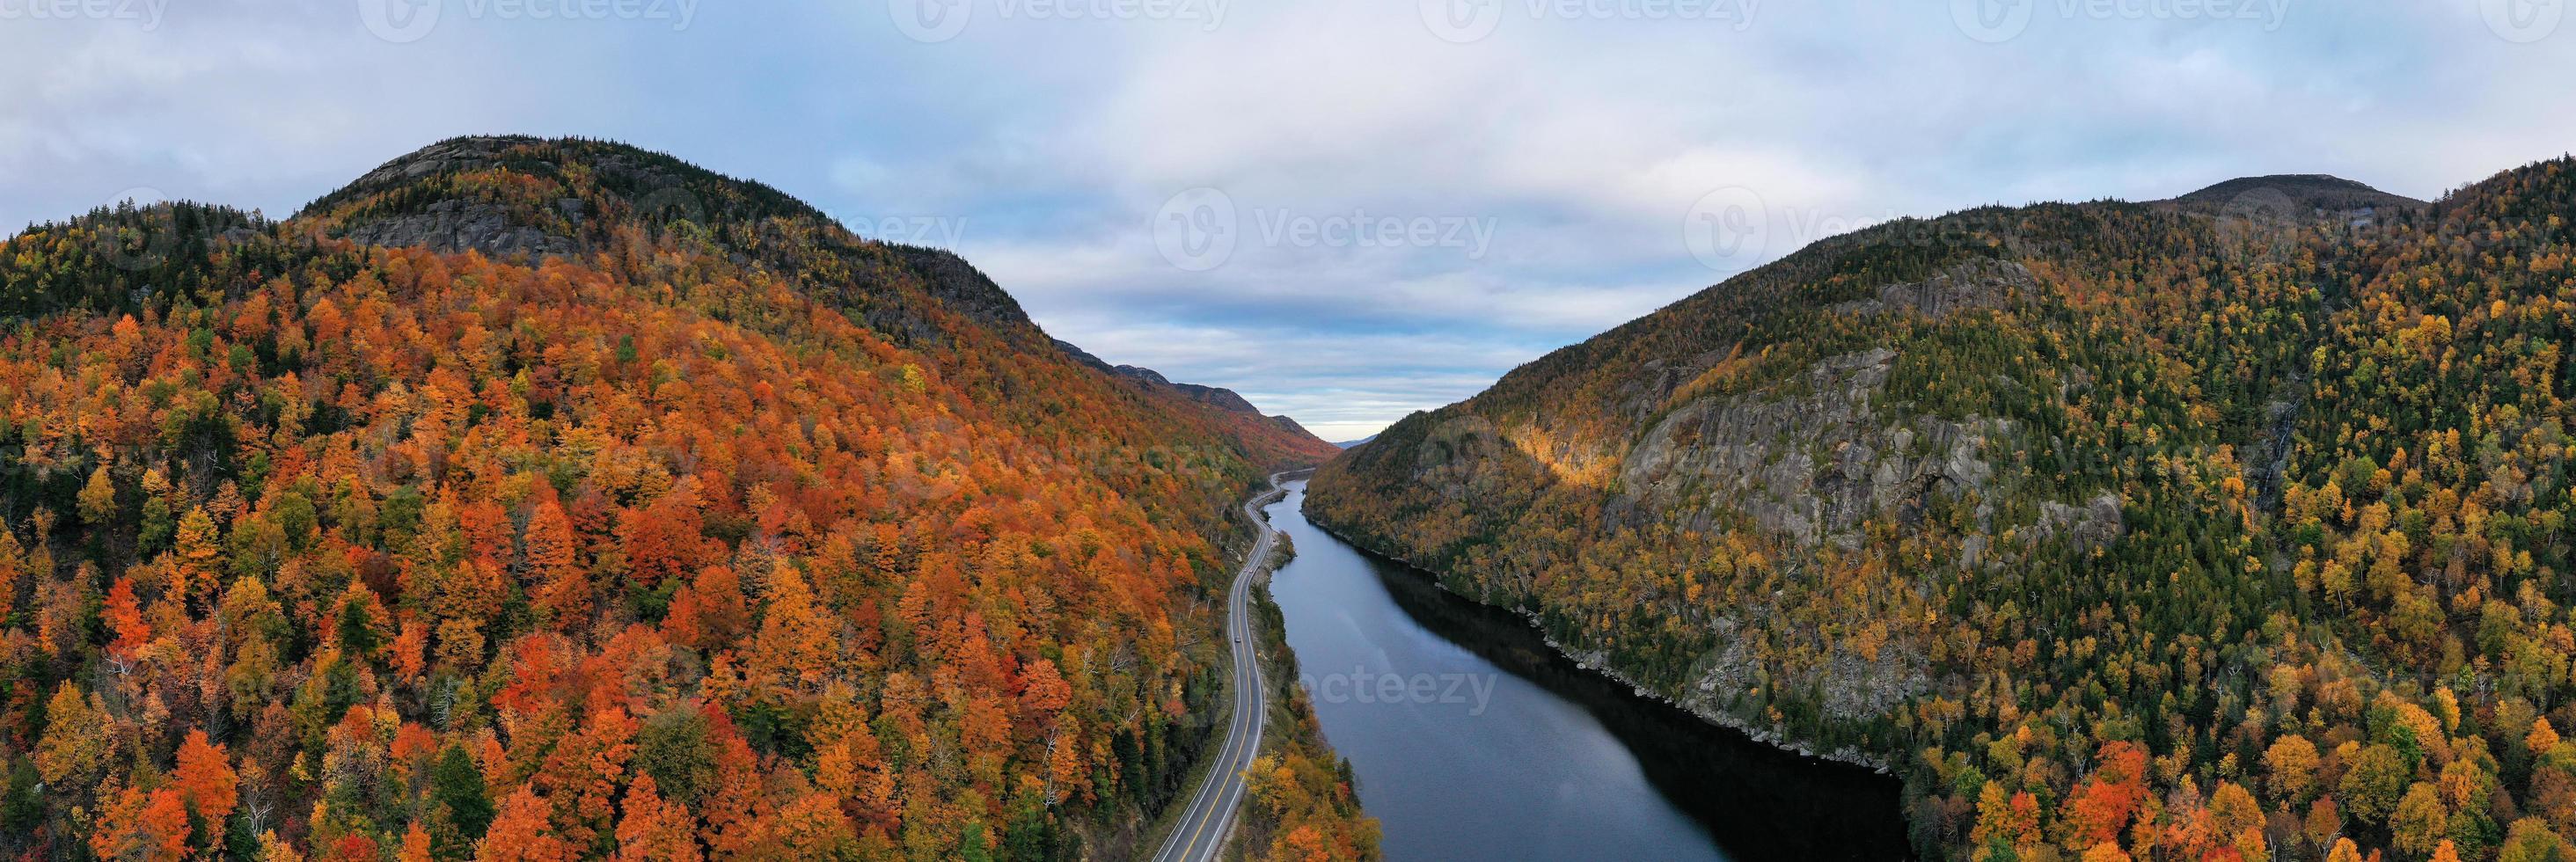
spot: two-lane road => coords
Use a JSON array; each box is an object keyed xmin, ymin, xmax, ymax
[{"xmin": 1153, "ymin": 472, "xmax": 1293, "ymax": 862}]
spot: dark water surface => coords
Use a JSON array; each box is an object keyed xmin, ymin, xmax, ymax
[{"xmin": 1263, "ymin": 480, "xmax": 1911, "ymax": 861}]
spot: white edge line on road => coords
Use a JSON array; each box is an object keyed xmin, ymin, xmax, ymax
[{"xmin": 1152, "ymin": 474, "xmax": 1292, "ymax": 862}]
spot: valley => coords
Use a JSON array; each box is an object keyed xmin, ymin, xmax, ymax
[
  {"xmin": 8, "ymin": 135, "xmax": 2575, "ymax": 862},
  {"xmin": 15, "ymin": 4, "xmax": 2576, "ymax": 861}
]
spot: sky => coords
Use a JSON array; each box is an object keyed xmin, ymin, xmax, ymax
[{"xmin": 4, "ymin": 1, "xmax": 2574, "ymax": 440}]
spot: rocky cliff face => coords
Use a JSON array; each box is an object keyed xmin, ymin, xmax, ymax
[
  {"xmin": 1611, "ymin": 265, "xmax": 2120, "ymax": 566},
  {"xmin": 1305, "ymin": 178, "xmax": 2375, "ymax": 782},
  {"xmin": 1453, "ymin": 262, "xmax": 2120, "ymax": 727},
  {"xmin": 334, "ymin": 196, "xmax": 586, "ymax": 258},
  {"xmin": 1618, "ymin": 347, "xmax": 1990, "ymax": 550},
  {"xmin": 318, "ymin": 137, "xmax": 584, "ymax": 256},
  {"xmin": 1826, "ymin": 257, "xmax": 2031, "ymax": 319},
  {"xmin": 306, "ymin": 135, "xmax": 809, "ymax": 257}
]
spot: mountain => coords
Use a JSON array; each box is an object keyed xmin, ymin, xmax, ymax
[
  {"xmin": 0, "ymin": 136, "xmax": 1369, "ymax": 860},
  {"xmin": 1050, "ymin": 339, "xmax": 1342, "ymax": 468},
  {"xmin": 1311, "ymin": 163, "xmax": 2576, "ymax": 859},
  {"xmin": 1334, "ymin": 435, "xmax": 1376, "ymax": 449},
  {"xmin": 2167, "ymin": 172, "xmax": 2427, "ymax": 214},
  {"xmin": 300, "ymin": 135, "xmax": 1336, "ymax": 469},
  {"xmin": 1050, "ymin": 339, "xmax": 1254, "ymax": 411}
]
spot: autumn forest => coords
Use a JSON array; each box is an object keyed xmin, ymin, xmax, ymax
[
  {"xmin": 0, "ymin": 137, "xmax": 1365, "ymax": 862},
  {"xmin": 17, "ymin": 128, "xmax": 2576, "ymax": 862},
  {"xmin": 1314, "ymin": 158, "xmax": 2576, "ymax": 862}
]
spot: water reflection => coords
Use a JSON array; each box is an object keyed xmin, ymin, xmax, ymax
[{"xmin": 1266, "ymin": 481, "xmax": 1910, "ymax": 861}]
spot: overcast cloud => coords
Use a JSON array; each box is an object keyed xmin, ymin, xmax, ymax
[{"xmin": 4, "ymin": 0, "xmax": 2572, "ymax": 439}]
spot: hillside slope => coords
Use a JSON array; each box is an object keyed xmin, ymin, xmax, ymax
[
  {"xmin": 1051, "ymin": 338, "xmax": 1342, "ymax": 470},
  {"xmin": 298, "ymin": 135, "xmax": 1341, "ymax": 471},
  {"xmin": 0, "ymin": 136, "xmax": 1365, "ymax": 861},
  {"xmin": 1313, "ymin": 160, "xmax": 2576, "ymax": 860}
]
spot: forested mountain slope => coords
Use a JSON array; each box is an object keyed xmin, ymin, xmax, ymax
[
  {"xmin": 1312, "ymin": 157, "xmax": 2576, "ymax": 860},
  {"xmin": 0, "ymin": 135, "xmax": 1365, "ymax": 861},
  {"xmin": 1050, "ymin": 338, "xmax": 1340, "ymax": 469}
]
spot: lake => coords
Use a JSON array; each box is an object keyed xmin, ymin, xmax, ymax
[{"xmin": 1263, "ymin": 479, "xmax": 1911, "ymax": 861}]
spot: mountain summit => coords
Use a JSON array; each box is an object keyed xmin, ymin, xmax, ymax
[
  {"xmin": 2167, "ymin": 172, "xmax": 2426, "ymax": 213},
  {"xmin": 290, "ymin": 135, "xmax": 1338, "ymax": 465},
  {"xmin": 295, "ymin": 135, "xmax": 1038, "ymax": 330},
  {"xmin": 1050, "ymin": 337, "xmax": 1328, "ymax": 440},
  {"xmin": 300, "ymin": 135, "xmax": 828, "ymax": 256}
]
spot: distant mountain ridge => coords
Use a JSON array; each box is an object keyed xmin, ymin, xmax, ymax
[
  {"xmin": 1051, "ymin": 338, "xmax": 1262, "ymax": 413},
  {"xmin": 1050, "ymin": 337, "xmax": 1336, "ymax": 456}
]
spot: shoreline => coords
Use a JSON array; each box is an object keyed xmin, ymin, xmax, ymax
[{"xmin": 1299, "ymin": 495, "xmax": 1897, "ymax": 777}]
